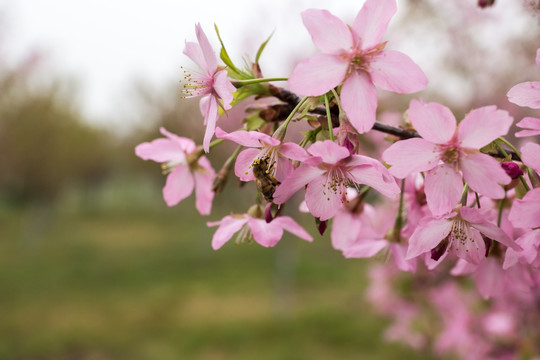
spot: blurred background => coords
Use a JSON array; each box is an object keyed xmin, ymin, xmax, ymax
[{"xmin": 0, "ymin": 0, "xmax": 538, "ymax": 359}]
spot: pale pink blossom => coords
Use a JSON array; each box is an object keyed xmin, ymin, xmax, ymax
[
  {"xmin": 521, "ymin": 142, "xmax": 540, "ymax": 174},
  {"xmin": 273, "ymin": 140, "xmax": 400, "ymax": 221},
  {"xmin": 503, "ymin": 229, "xmax": 540, "ymax": 269},
  {"xmin": 207, "ymin": 213, "xmax": 312, "ymax": 250},
  {"xmin": 214, "ymin": 127, "xmax": 308, "ymax": 183},
  {"xmin": 182, "ymin": 24, "xmax": 236, "ymax": 153},
  {"xmin": 383, "ymin": 99, "xmax": 513, "ymax": 216},
  {"xmin": 508, "ymin": 188, "xmax": 540, "ymax": 229},
  {"xmin": 135, "ymin": 127, "xmax": 215, "ymax": 215},
  {"xmin": 515, "ymin": 117, "xmax": 540, "ymax": 137},
  {"xmin": 288, "ymin": 0, "xmax": 427, "ymax": 134},
  {"xmin": 406, "ymin": 206, "xmax": 521, "ymax": 265},
  {"xmin": 507, "ymin": 48, "xmax": 540, "ymax": 109}
]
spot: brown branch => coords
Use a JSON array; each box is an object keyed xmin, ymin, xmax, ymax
[{"xmin": 267, "ymin": 85, "xmax": 520, "ymax": 161}]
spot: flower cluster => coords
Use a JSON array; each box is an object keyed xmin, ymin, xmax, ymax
[{"xmin": 136, "ymin": 0, "xmax": 540, "ymax": 358}]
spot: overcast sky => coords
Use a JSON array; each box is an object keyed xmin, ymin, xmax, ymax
[{"xmin": 1, "ymin": 0, "xmax": 537, "ymax": 129}]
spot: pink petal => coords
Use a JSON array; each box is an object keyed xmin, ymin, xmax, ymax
[
  {"xmin": 469, "ymin": 220, "xmax": 521, "ymax": 252},
  {"xmin": 407, "ymin": 217, "xmax": 453, "ymax": 259},
  {"xmin": 390, "ymin": 244, "xmax": 416, "ymax": 272},
  {"xmin": 382, "ymin": 138, "xmax": 441, "ymax": 178},
  {"xmin": 274, "ymin": 156, "xmax": 293, "ymax": 183},
  {"xmin": 344, "ymin": 240, "xmax": 389, "ymax": 258},
  {"xmin": 193, "ymin": 157, "xmax": 215, "ymax": 216},
  {"xmin": 163, "ymin": 164, "xmax": 194, "ymax": 207},
  {"xmin": 135, "ymin": 138, "xmax": 185, "ymax": 163},
  {"xmin": 272, "ymin": 216, "xmax": 313, "ymax": 242},
  {"xmin": 195, "ymin": 23, "xmax": 217, "ymax": 73},
  {"xmin": 369, "ymin": 50, "xmax": 427, "ymax": 94},
  {"xmin": 348, "ymin": 163, "xmax": 400, "ymax": 199},
  {"xmin": 213, "ymin": 70, "xmax": 235, "ymax": 110},
  {"xmin": 536, "ymin": 48, "xmax": 540, "ymax": 68},
  {"xmin": 457, "ymin": 106, "xmax": 513, "ymax": 149},
  {"xmin": 201, "ymin": 95, "xmax": 219, "ymax": 153},
  {"xmin": 515, "ymin": 129, "xmax": 540, "ymax": 137},
  {"xmin": 508, "ymin": 188, "xmax": 540, "ymax": 229},
  {"xmin": 208, "ymin": 216, "xmax": 247, "ymax": 250},
  {"xmin": 451, "ymin": 225, "xmax": 486, "ymax": 265},
  {"xmin": 183, "ymin": 41, "xmax": 206, "ymax": 71},
  {"xmin": 159, "ymin": 127, "xmax": 197, "ymax": 153},
  {"xmin": 503, "ymin": 247, "xmax": 519, "ymax": 270},
  {"xmin": 279, "ymin": 142, "xmax": 309, "ymax": 161},
  {"xmin": 424, "ymin": 164, "xmax": 463, "ymax": 217},
  {"xmin": 307, "ymin": 140, "xmax": 350, "ymax": 164},
  {"xmin": 516, "ymin": 116, "xmax": 540, "ymax": 130},
  {"xmin": 331, "ymin": 211, "xmax": 362, "ymax": 251},
  {"xmin": 301, "ymin": 9, "xmax": 353, "ymax": 54},
  {"xmin": 521, "ymin": 142, "xmax": 540, "ymax": 174},
  {"xmin": 460, "ymin": 152, "xmax": 510, "ymax": 199},
  {"xmin": 507, "ymin": 81, "xmax": 540, "ymax": 109},
  {"xmin": 248, "ymin": 217, "xmax": 284, "ymax": 247},
  {"xmin": 289, "ymin": 54, "xmax": 349, "ymax": 96},
  {"xmin": 234, "ymin": 148, "xmax": 260, "ymax": 182},
  {"xmin": 352, "ymin": 0, "xmax": 397, "ymax": 49},
  {"xmin": 215, "ymin": 127, "xmax": 278, "ymax": 147},
  {"xmin": 341, "ymin": 72, "xmax": 378, "ymax": 133},
  {"xmin": 273, "ymin": 164, "xmax": 325, "ymax": 204},
  {"xmin": 408, "ymin": 99, "xmax": 456, "ymax": 144},
  {"xmin": 305, "ymin": 173, "xmax": 344, "ymax": 220},
  {"xmin": 450, "ymin": 258, "xmax": 477, "ymax": 276}
]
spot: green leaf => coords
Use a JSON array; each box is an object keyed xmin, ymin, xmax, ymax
[
  {"xmin": 255, "ymin": 31, "xmax": 274, "ymax": 63},
  {"xmin": 214, "ymin": 24, "xmax": 241, "ymax": 74}
]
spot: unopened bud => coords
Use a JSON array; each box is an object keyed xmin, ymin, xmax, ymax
[
  {"xmin": 501, "ymin": 162, "xmax": 523, "ymax": 180},
  {"xmin": 478, "ymin": 0, "xmax": 495, "ymax": 8},
  {"xmin": 431, "ymin": 238, "xmax": 449, "ymax": 261},
  {"xmin": 316, "ymin": 218, "xmax": 327, "ymax": 235}
]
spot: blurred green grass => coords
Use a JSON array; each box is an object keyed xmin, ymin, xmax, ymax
[{"xmin": 0, "ymin": 183, "xmax": 436, "ymax": 360}]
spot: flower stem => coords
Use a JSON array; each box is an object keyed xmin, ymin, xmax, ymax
[
  {"xmin": 272, "ymin": 96, "xmax": 309, "ymax": 141},
  {"xmin": 497, "ymin": 193, "xmax": 506, "ymax": 227},
  {"xmin": 392, "ymin": 179, "xmax": 406, "ymax": 243},
  {"xmin": 233, "ymin": 77, "xmax": 288, "ymax": 86},
  {"xmin": 497, "ymin": 137, "xmax": 521, "ymax": 159},
  {"xmin": 324, "ymin": 94, "xmax": 335, "ymax": 141}
]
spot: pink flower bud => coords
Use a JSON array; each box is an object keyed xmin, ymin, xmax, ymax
[{"xmin": 501, "ymin": 162, "xmax": 523, "ymax": 179}]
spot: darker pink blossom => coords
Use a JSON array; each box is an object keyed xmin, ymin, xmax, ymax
[
  {"xmin": 288, "ymin": 0, "xmax": 427, "ymax": 134},
  {"xmin": 406, "ymin": 206, "xmax": 521, "ymax": 265},
  {"xmin": 273, "ymin": 140, "xmax": 400, "ymax": 221},
  {"xmin": 383, "ymin": 99, "xmax": 513, "ymax": 216},
  {"xmin": 135, "ymin": 127, "xmax": 215, "ymax": 215},
  {"xmin": 182, "ymin": 24, "xmax": 236, "ymax": 153}
]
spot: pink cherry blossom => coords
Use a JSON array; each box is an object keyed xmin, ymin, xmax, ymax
[
  {"xmin": 383, "ymin": 99, "xmax": 513, "ymax": 216},
  {"xmin": 273, "ymin": 140, "xmax": 400, "ymax": 221},
  {"xmin": 507, "ymin": 48, "xmax": 540, "ymax": 109},
  {"xmin": 406, "ymin": 206, "xmax": 521, "ymax": 265},
  {"xmin": 207, "ymin": 212, "xmax": 312, "ymax": 250},
  {"xmin": 288, "ymin": 0, "xmax": 427, "ymax": 134},
  {"xmin": 182, "ymin": 24, "xmax": 236, "ymax": 153},
  {"xmin": 508, "ymin": 188, "xmax": 540, "ymax": 230},
  {"xmin": 135, "ymin": 127, "xmax": 215, "ymax": 215},
  {"xmin": 503, "ymin": 229, "xmax": 540, "ymax": 269},
  {"xmin": 521, "ymin": 142, "xmax": 540, "ymax": 174},
  {"xmin": 214, "ymin": 127, "xmax": 308, "ymax": 183}
]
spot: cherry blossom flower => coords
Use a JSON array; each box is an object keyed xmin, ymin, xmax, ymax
[
  {"xmin": 288, "ymin": 0, "xmax": 427, "ymax": 134},
  {"xmin": 207, "ymin": 206, "xmax": 312, "ymax": 250},
  {"xmin": 507, "ymin": 48, "xmax": 540, "ymax": 109},
  {"xmin": 135, "ymin": 127, "xmax": 215, "ymax": 215},
  {"xmin": 182, "ymin": 24, "xmax": 236, "ymax": 153},
  {"xmin": 273, "ymin": 140, "xmax": 400, "ymax": 221},
  {"xmin": 383, "ymin": 99, "xmax": 513, "ymax": 216},
  {"xmin": 406, "ymin": 206, "xmax": 521, "ymax": 265},
  {"xmin": 214, "ymin": 127, "xmax": 308, "ymax": 182}
]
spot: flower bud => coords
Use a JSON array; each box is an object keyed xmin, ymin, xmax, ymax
[{"xmin": 501, "ymin": 162, "xmax": 523, "ymax": 180}]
